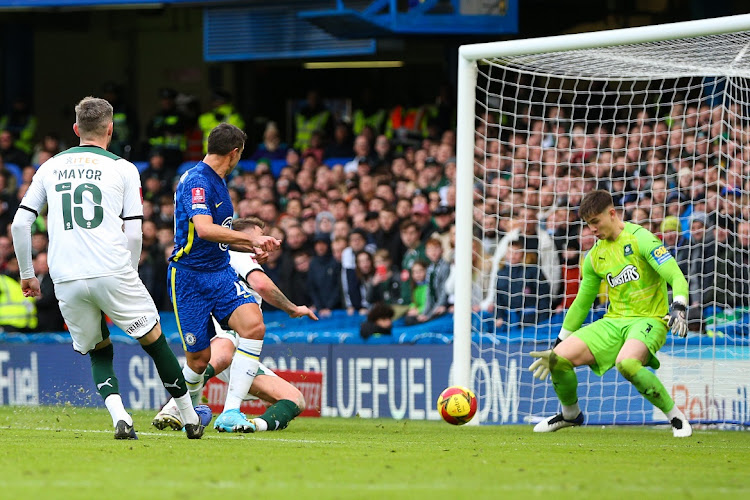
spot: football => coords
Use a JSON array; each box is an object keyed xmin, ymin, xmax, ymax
[{"xmin": 437, "ymin": 386, "xmax": 477, "ymax": 425}]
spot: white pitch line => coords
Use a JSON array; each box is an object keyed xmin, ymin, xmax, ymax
[{"xmin": 8, "ymin": 426, "xmax": 342, "ymax": 444}]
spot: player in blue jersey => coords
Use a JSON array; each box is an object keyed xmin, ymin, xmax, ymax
[{"xmin": 169, "ymin": 123, "xmax": 281, "ymax": 432}]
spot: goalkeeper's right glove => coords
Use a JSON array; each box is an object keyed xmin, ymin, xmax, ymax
[
  {"xmin": 664, "ymin": 298, "xmax": 688, "ymax": 337},
  {"xmin": 528, "ymin": 328, "xmax": 572, "ymax": 380}
]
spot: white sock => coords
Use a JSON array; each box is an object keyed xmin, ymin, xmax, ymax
[
  {"xmin": 252, "ymin": 417, "xmax": 268, "ymax": 432},
  {"xmin": 174, "ymin": 394, "xmax": 199, "ymax": 426},
  {"xmin": 104, "ymin": 394, "xmax": 132, "ymax": 427},
  {"xmin": 182, "ymin": 365, "xmax": 205, "ymax": 406},
  {"xmin": 666, "ymin": 405, "xmax": 685, "ymax": 421},
  {"xmin": 562, "ymin": 402, "xmax": 580, "ymax": 420},
  {"xmin": 224, "ymin": 338, "xmax": 263, "ymax": 411}
]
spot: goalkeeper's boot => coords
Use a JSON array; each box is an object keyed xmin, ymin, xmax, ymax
[
  {"xmin": 533, "ymin": 412, "xmax": 584, "ymax": 433},
  {"xmin": 670, "ymin": 412, "xmax": 693, "ymax": 438},
  {"xmin": 114, "ymin": 420, "xmax": 138, "ymax": 440},
  {"xmin": 152, "ymin": 400, "xmax": 183, "ymax": 431},
  {"xmin": 214, "ymin": 408, "xmax": 257, "ymax": 433}
]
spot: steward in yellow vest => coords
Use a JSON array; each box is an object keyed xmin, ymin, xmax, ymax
[
  {"xmin": 198, "ymin": 90, "xmax": 245, "ymax": 153},
  {"xmin": 0, "ymin": 274, "xmax": 37, "ymax": 331}
]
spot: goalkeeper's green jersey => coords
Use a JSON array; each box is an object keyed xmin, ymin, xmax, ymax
[{"xmin": 563, "ymin": 222, "xmax": 689, "ymax": 332}]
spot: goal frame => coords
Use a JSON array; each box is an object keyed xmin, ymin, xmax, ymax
[{"xmin": 453, "ymin": 13, "xmax": 750, "ymax": 394}]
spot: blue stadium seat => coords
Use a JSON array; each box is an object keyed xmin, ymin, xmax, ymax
[
  {"xmin": 237, "ymin": 159, "xmax": 256, "ymax": 173},
  {"xmin": 323, "ymin": 157, "xmax": 353, "ymax": 168},
  {"xmin": 177, "ymin": 161, "xmax": 196, "ymax": 176},
  {"xmin": 3, "ymin": 162, "xmax": 23, "ymax": 187},
  {"xmin": 133, "ymin": 161, "xmax": 149, "ymax": 173}
]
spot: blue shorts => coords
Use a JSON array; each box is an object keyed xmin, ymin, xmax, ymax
[{"xmin": 168, "ymin": 263, "xmax": 257, "ymax": 352}]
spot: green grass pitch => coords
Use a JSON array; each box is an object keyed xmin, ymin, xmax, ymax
[{"xmin": 1, "ymin": 406, "xmax": 748, "ymax": 499}]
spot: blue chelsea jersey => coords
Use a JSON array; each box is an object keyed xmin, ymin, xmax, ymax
[{"xmin": 170, "ymin": 162, "xmax": 234, "ymax": 271}]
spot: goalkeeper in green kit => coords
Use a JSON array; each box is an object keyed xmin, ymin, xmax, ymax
[{"xmin": 529, "ymin": 190, "xmax": 692, "ymax": 437}]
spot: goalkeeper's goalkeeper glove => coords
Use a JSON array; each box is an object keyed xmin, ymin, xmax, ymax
[
  {"xmin": 528, "ymin": 328, "xmax": 572, "ymax": 380},
  {"xmin": 664, "ymin": 299, "xmax": 688, "ymax": 337},
  {"xmin": 529, "ymin": 350, "xmax": 552, "ymax": 380}
]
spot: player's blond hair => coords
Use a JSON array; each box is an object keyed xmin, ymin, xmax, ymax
[{"xmin": 75, "ymin": 97, "xmax": 113, "ymax": 137}]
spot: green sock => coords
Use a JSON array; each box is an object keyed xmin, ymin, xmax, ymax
[
  {"xmin": 616, "ymin": 359, "xmax": 675, "ymax": 413},
  {"xmin": 549, "ymin": 352, "xmax": 579, "ymax": 406},
  {"xmin": 202, "ymin": 363, "xmax": 216, "ymax": 385},
  {"xmin": 142, "ymin": 334, "xmax": 188, "ymax": 399},
  {"xmin": 259, "ymin": 400, "xmax": 302, "ymax": 431},
  {"xmin": 90, "ymin": 343, "xmax": 119, "ymax": 400}
]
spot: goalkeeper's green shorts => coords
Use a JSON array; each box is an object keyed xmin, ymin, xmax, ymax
[{"xmin": 573, "ymin": 317, "xmax": 667, "ymax": 376}]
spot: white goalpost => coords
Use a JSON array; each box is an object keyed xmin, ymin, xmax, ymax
[{"xmin": 455, "ymin": 14, "xmax": 750, "ymax": 426}]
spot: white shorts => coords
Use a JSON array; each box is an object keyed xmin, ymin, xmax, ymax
[
  {"xmin": 55, "ymin": 270, "xmax": 159, "ymax": 354},
  {"xmin": 210, "ymin": 319, "xmax": 277, "ymax": 389}
]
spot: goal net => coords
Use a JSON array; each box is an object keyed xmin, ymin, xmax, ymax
[{"xmin": 454, "ymin": 15, "xmax": 750, "ymax": 427}]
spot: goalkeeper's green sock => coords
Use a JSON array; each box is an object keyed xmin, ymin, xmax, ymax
[
  {"xmin": 616, "ymin": 358, "xmax": 675, "ymax": 414},
  {"xmin": 549, "ymin": 352, "xmax": 580, "ymax": 418},
  {"xmin": 254, "ymin": 400, "xmax": 302, "ymax": 431}
]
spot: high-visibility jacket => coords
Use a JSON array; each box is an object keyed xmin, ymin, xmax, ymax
[
  {"xmin": 353, "ymin": 108, "xmax": 386, "ymax": 135},
  {"xmin": 198, "ymin": 104, "xmax": 245, "ymax": 153},
  {"xmin": 294, "ymin": 110, "xmax": 330, "ymax": 151},
  {"xmin": 147, "ymin": 112, "xmax": 186, "ymax": 151},
  {"xmin": 0, "ymin": 275, "xmax": 37, "ymax": 330},
  {"xmin": 0, "ymin": 114, "xmax": 37, "ymax": 154}
]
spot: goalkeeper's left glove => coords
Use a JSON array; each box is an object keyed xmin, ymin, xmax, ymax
[
  {"xmin": 528, "ymin": 328, "xmax": 573, "ymax": 380},
  {"xmin": 664, "ymin": 298, "xmax": 688, "ymax": 337}
]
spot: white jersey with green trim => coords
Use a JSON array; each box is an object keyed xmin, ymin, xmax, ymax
[{"xmin": 19, "ymin": 146, "xmax": 143, "ymax": 284}]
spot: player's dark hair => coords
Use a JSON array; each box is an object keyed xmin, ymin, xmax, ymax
[
  {"xmin": 233, "ymin": 216, "xmax": 266, "ymax": 232},
  {"xmin": 579, "ymin": 190, "xmax": 614, "ymax": 220},
  {"xmin": 75, "ymin": 97, "xmax": 113, "ymax": 137},
  {"xmin": 207, "ymin": 123, "xmax": 247, "ymax": 155}
]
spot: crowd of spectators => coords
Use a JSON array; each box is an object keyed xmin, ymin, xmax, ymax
[{"xmin": 1, "ymin": 83, "xmax": 750, "ymax": 337}]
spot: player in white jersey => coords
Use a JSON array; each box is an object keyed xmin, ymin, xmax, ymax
[
  {"xmin": 153, "ymin": 217, "xmax": 318, "ymax": 432},
  {"xmin": 11, "ymin": 96, "xmax": 206, "ymax": 440}
]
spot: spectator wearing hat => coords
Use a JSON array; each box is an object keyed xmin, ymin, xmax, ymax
[
  {"xmin": 307, "ymin": 234, "xmax": 341, "ymax": 317},
  {"xmin": 197, "ymin": 89, "xmax": 245, "ymax": 154},
  {"xmin": 314, "ymin": 211, "xmax": 336, "ymax": 239},
  {"xmin": 430, "ymin": 205, "xmax": 454, "ymax": 258},
  {"xmin": 362, "ymin": 211, "xmax": 380, "ymax": 248},
  {"xmin": 411, "ymin": 200, "xmax": 438, "ymax": 242},
  {"xmin": 146, "ymin": 88, "xmax": 187, "ymax": 168}
]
